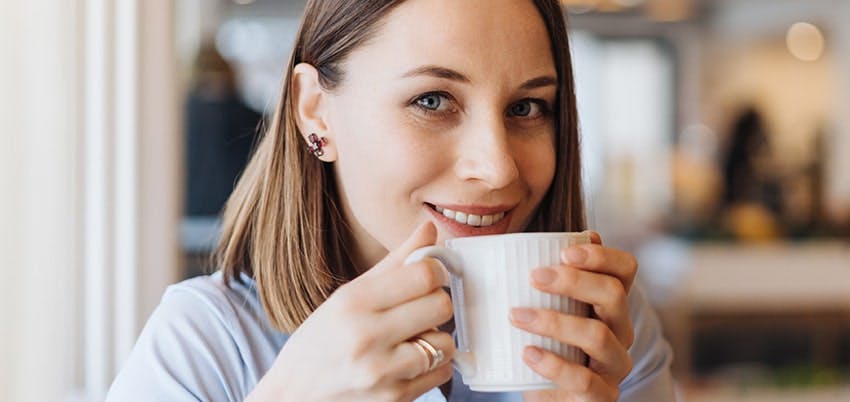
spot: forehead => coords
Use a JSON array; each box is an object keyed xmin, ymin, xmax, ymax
[{"xmin": 343, "ymin": 0, "xmax": 556, "ymax": 87}]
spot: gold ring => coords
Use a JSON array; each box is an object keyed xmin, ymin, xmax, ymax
[
  {"xmin": 410, "ymin": 340, "xmax": 431, "ymax": 373},
  {"xmin": 413, "ymin": 336, "xmax": 444, "ymax": 372}
]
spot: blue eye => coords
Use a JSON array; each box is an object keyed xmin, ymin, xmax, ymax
[
  {"xmin": 415, "ymin": 93, "xmax": 447, "ymax": 111},
  {"xmin": 511, "ymin": 102, "xmax": 532, "ymax": 116},
  {"xmin": 509, "ymin": 99, "xmax": 548, "ymax": 118}
]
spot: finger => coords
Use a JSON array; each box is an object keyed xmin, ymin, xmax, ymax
[
  {"xmin": 362, "ymin": 257, "xmax": 449, "ymax": 311},
  {"xmin": 366, "ymin": 221, "xmax": 438, "ymax": 276},
  {"xmin": 390, "ymin": 330, "xmax": 456, "ymax": 380},
  {"xmin": 560, "ymin": 244, "xmax": 638, "ymax": 292},
  {"xmin": 522, "ymin": 346, "xmax": 620, "ymax": 402},
  {"xmin": 401, "ymin": 359, "xmax": 454, "ymax": 401},
  {"xmin": 370, "ymin": 221, "xmax": 437, "ymax": 275},
  {"xmin": 510, "ymin": 308, "xmax": 633, "ymax": 382},
  {"xmin": 383, "ymin": 288, "xmax": 454, "ymax": 343},
  {"xmin": 350, "ymin": 222, "xmax": 444, "ymax": 310},
  {"xmin": 530, "ymin": 266, "xmax": 633, "ymax": 347},
  {"xmin": 587, "ymin": 230, "xmax": 603, "ymax": 245}
]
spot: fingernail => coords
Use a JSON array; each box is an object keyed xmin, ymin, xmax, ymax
[
  {"xmin": 525, "ymin": 346, "xmax": 543, "ymax": 363},
  {"xmin": 562, "ymin": 247, "xmax": 587, "ymax": 264},
  {"xmin": 531, "ymin": 267, "xmax": 556, "ymax": 284},
  {"xmin": 510, "ymin": 308, "xmax": 537, "ymax": 323}
]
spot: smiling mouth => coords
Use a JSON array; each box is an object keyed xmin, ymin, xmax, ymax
[{"xmin": 426, "ymin": 203, "xmax": 510, "ymax": 227}]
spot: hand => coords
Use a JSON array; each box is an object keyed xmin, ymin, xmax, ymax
[
  {"xmin": 511, "ymin": 232, "xmax": 637, "ymax": 402},
  {"xmin": 246, "ymin": 222, "xmax": 455, "ymax": 402}
]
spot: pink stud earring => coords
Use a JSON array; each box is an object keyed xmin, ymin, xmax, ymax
[{"xmin": 307, "ymin": 133, "xmax": 327, "ymax": 157}]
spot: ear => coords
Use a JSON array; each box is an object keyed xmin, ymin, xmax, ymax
[{"xmin": 291, "ymin": 62, "xmax": 337, "ymax": 161}]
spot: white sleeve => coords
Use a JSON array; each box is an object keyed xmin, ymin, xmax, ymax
[
  {"xmin": 105, "ymin": 286, "xmax": 251, "ymax": 402},
  {"xmin": 618, "ymin": 283, "xmax": 677, "ymax": 401}
]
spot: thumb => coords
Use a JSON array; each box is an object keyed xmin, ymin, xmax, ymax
[{"xmin": 371, "ymin": 221, "xmax": 437, "ymax": 274}]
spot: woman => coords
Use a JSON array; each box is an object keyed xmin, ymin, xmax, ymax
[{"xmin": 107, "ymin": 0, "xmax": 675, "ymax": 401}]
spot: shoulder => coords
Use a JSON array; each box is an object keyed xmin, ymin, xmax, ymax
[
  {"xmin": 106, "ymin": 272, "xmax": 287, "ymax": 402},
  {"xmin": 619, "ymin": 283, "xmax": 677, "ymax": 401},
  {"xmin": 157, "ymin": 271, "xmax": 263, "ymax": 328},
  {"xmin": 143, "ymin": 272, "xmax": 281, "ymax": 356}
]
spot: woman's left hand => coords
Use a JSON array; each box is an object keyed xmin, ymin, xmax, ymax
[{"xmin": 511, "ymin": 232, "xmax": 637, "ymax": 402}]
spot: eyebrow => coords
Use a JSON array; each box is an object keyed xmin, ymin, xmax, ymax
[
  {"xmin": 401, "ymin": 65, "xmax": 558, "ymax": 90},
  {"xmin": 402, "ymin": 65, "xmax": 470, "ymax": 83},
  {"xmin": 519, "ymin": 75, "xmax": 558, "ymax": 90}
]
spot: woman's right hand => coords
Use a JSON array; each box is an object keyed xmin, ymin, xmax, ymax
[{"xmin": 246, "ymin": 222, "xmax": 456, "ymax": 402}]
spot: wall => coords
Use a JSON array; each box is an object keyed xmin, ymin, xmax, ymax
[
  {"xmin": 0, "ymin": 1, "xmax": 82, "ymax": 401},
  {"xmin": 0, "ymin": 1, "xmax": 181, "ymax": 401}
]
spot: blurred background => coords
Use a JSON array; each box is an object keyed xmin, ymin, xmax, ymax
[{"xmin": 2, "ymin": 0, "xmax": 849, "ymax": 401}]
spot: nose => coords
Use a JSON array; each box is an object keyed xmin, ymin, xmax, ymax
[{"xmin": 453, "ymin": 117, "xmax": 520, "ymax": 189}]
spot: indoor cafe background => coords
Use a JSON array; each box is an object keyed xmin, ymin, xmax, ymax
[{"xmin": 2, "ymin": 0, "xmax": 849, "ymax": 401}]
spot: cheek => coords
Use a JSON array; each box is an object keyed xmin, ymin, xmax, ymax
[
  {"xmin": 331, "ymin": 93, "xmax": 447, "ymax": 183},
  {"xmin": 518, "ymin": 137, "xmax": 557, "ymax": 197},
  {"xmin": 334, "ymin": 109, "xmax": 439, "ymax": 187},
  {"xmin": 540, "ymin": 149, "xmax": 557, "ymax": 192},
  {"xmin": 330, "ymin": 104, "xmax": 444, "ymax": 240}
]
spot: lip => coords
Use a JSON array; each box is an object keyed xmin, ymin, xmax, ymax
[
  {"xmin": 424, "ymin": 203, "xmax": 515, "ymax": 238},
  {"xmin": 428, "ymin": 203, "xmax": 515, "ymax": 216}
]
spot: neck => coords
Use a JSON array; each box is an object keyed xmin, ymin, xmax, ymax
[
  {"xmin": 347, "ymin": 229, "xmax": 386, "ymax": 275},
  {"xmin": 333, "ymin": 171, "xmax": 387, "ymax": 276}
]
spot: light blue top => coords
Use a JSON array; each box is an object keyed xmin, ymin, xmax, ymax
[{"xmin": 106, "ymin": 271, "xmax": 676, "ymax": 401}]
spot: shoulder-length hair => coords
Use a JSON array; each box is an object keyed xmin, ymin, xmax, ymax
[{"xmin": 214, "ymin": 0, "xmax": 584, "ymax": 332}]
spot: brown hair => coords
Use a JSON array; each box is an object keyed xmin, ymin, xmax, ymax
[{"xmin": 214, "ymin": 0, "xmax": 584, "ymax": 333}]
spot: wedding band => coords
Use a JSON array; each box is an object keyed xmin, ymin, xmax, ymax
[
  {"xmin": 410, "ymin": 340, "xmax": 431, "ymax": 373},
  {"xmin": 412, "ymin": 336, "xmax": 444, "ymax": 372}
]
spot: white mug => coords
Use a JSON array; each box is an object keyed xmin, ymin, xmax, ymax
[{"xmin": 405, "ymin": 232, "xmax": 591, "ymax": 392}]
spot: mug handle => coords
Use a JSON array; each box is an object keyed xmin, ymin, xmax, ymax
[{"xmin": 405, "ymin": 246, "xmax": 476, "ymax": 377}]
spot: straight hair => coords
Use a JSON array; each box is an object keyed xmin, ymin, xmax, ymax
[{"xmin": 214, "ymin": 0, "xmax": 584, "ymax": 333}]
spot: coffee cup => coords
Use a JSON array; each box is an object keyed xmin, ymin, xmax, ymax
[{"xmin": 405, "ymin": 232, "xmax": 590, "ymax": 392}]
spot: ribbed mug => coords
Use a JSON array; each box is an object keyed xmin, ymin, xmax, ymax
[{"xmin": 405, "ymin": 232, "xmax": 591, "ymax": 392}]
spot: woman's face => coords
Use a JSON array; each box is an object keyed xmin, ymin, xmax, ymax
[{"xmin": 325, "ymin": 0, "xmax": 557, "ymax": 267}]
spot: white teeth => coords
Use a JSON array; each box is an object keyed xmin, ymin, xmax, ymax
[
  {"xmin": 454, "ymin": 212, "xmax": 467, "ymax": 224},
  {"xmin": 432, "ymin": 205, "xmax": 508, "ymax": 227}
]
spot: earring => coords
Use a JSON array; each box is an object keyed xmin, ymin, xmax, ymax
[{"xmin": 307, "ymin": 133, "xmax": 327, "ymax": 157}]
